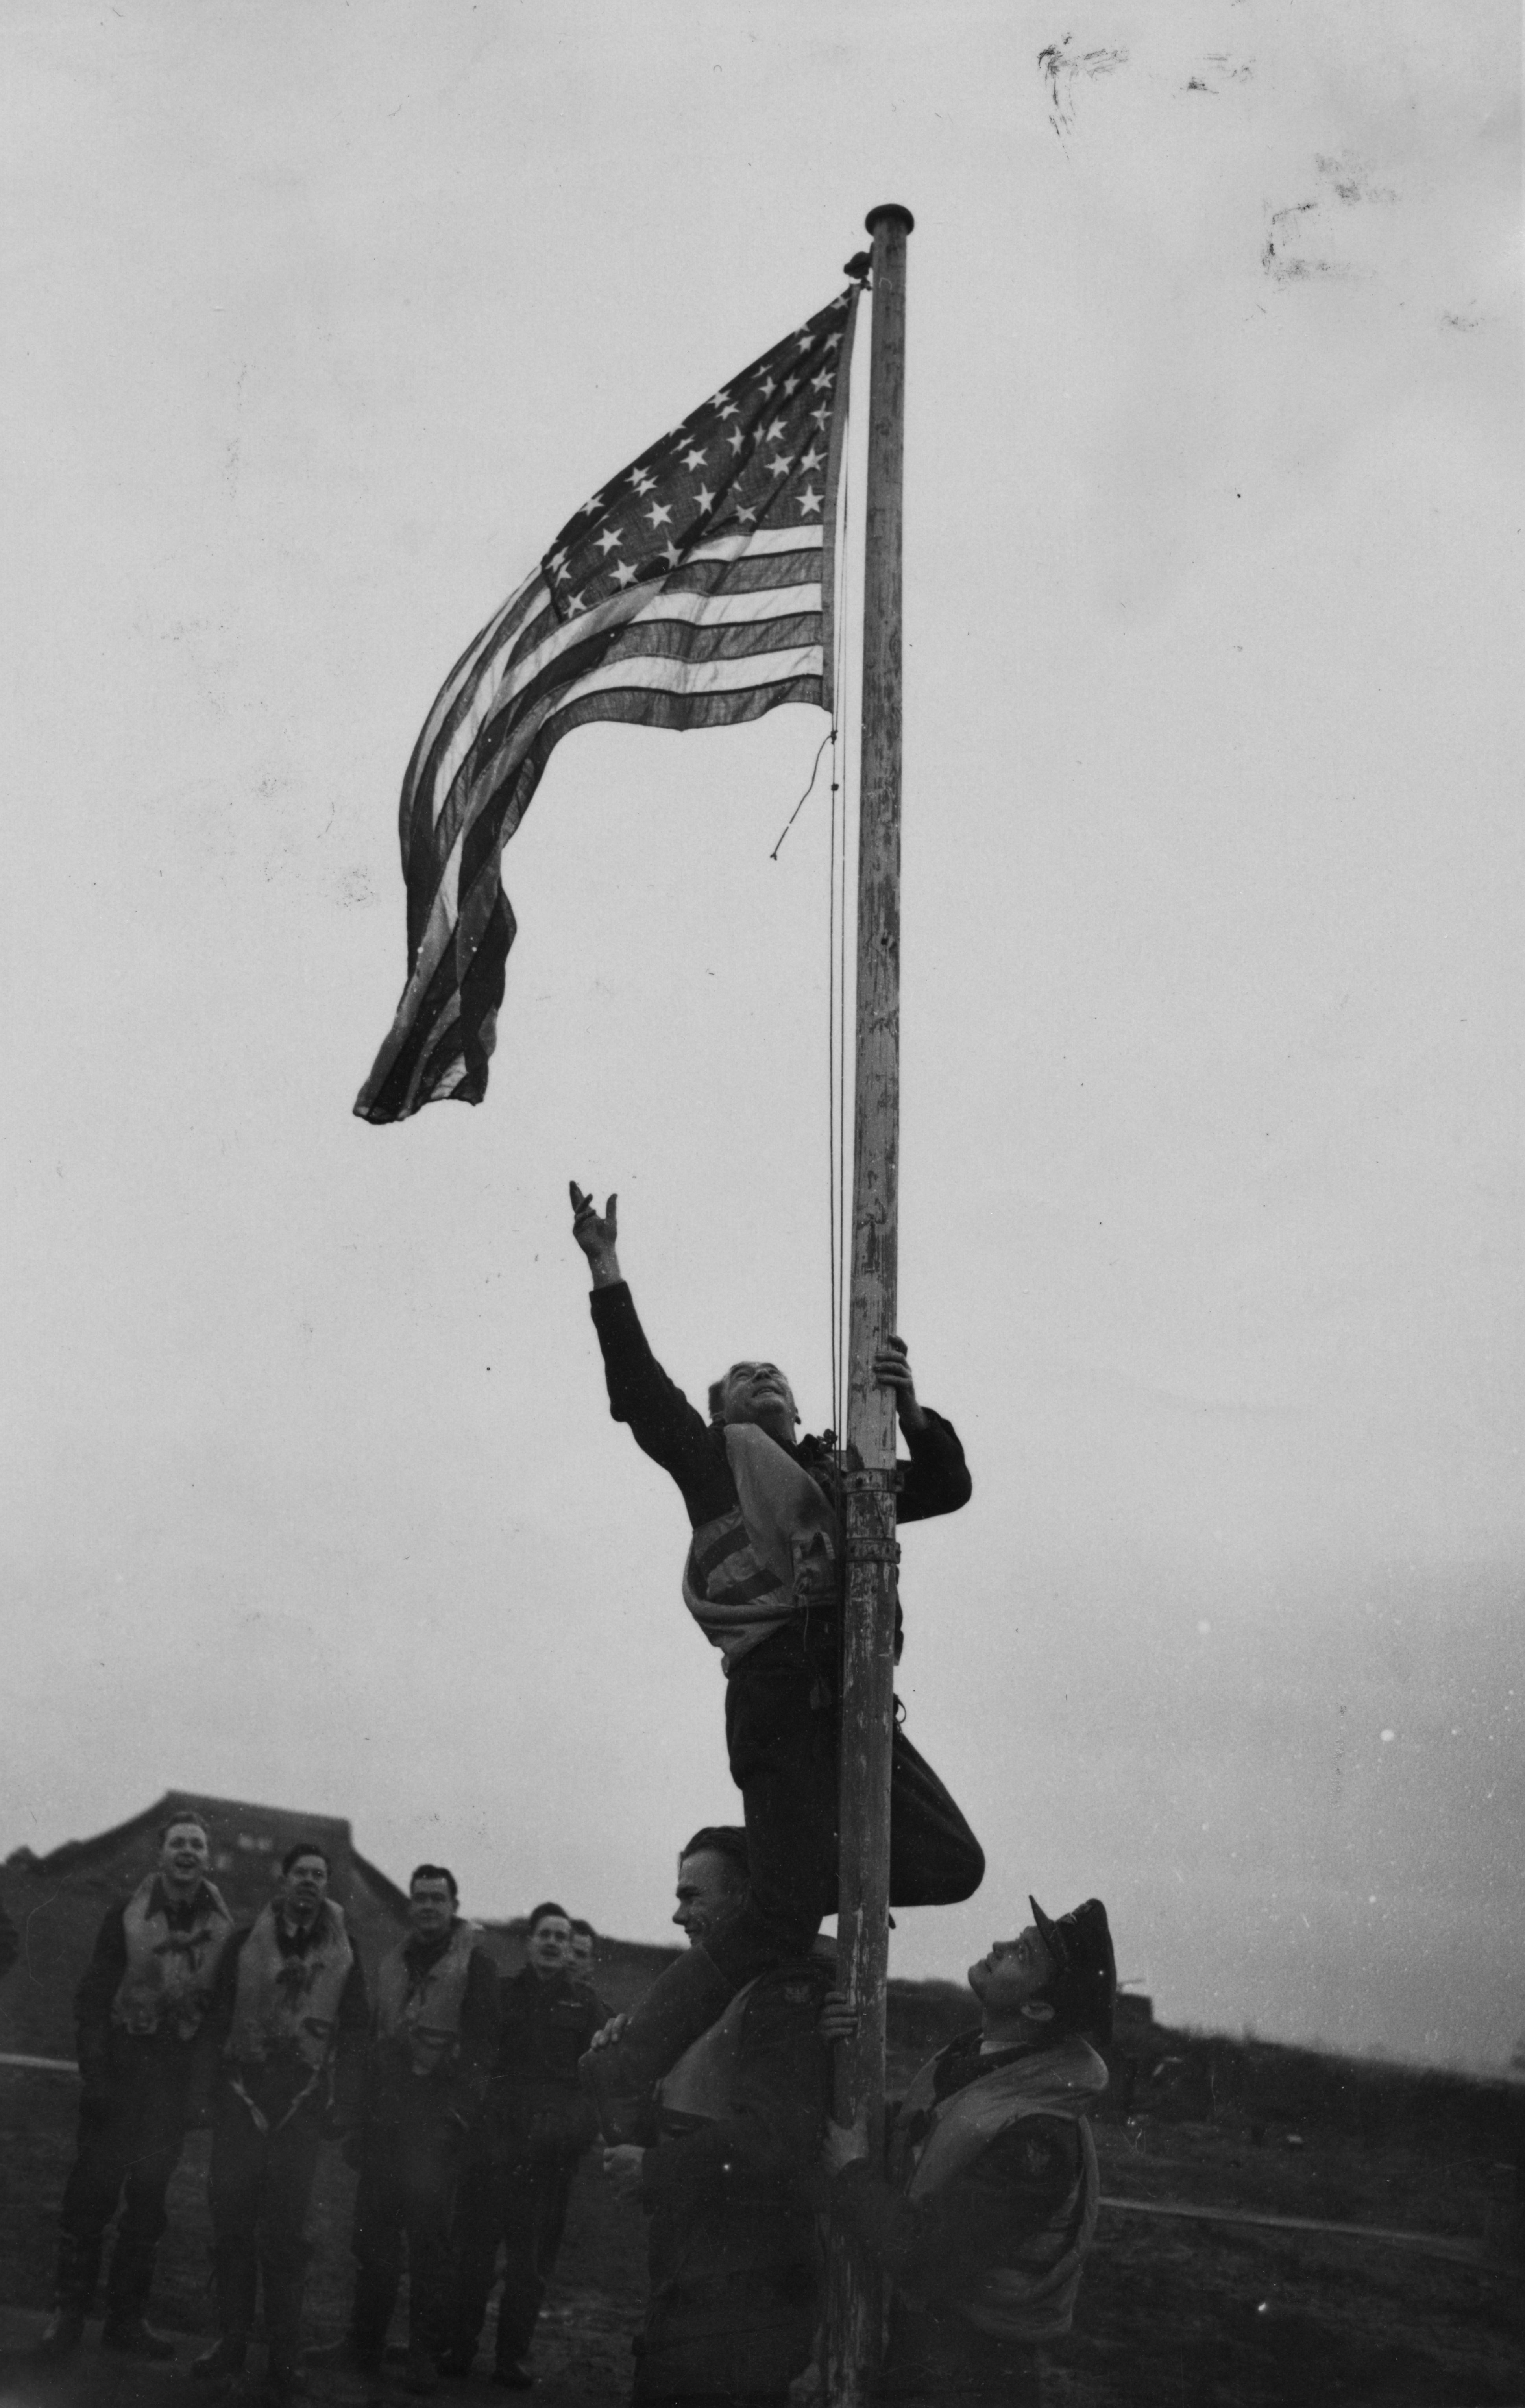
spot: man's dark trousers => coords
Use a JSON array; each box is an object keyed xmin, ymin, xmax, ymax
[
  {"xmin": 350, "ymin": 2081, "xmax": 463, "ymax": 2359},
  {"xmin": 705, "ymin": 1652, "xmax": 984, "ymax": 1986},
  {"xmin": 452, "ymin": 2150, "xmax": 577, "ymax": 2373},
  {"xmin": 207, "ymin": 2071, "xmax": 326, "ymax": 2376},
  {"xmin": 55, "ymin": 2033, "xmax": 196, "ymax": 2326}
]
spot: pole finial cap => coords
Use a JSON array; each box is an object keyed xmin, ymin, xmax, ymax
[{"xmin": 865, "ymin": 203, "xmax": 915, "ymax": 236}]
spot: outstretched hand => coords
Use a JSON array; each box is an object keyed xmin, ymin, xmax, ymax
[
  {"xmin": 873, "ymin": 1335, "xmax": 927, "ymax": 1435},
  {"xmin": 569, "ymin": 1184, "xmax": 622, "ymax": 1286}
]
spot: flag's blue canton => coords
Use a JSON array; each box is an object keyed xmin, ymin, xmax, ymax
[{"xmin": 543, "ymin": 294, "xmax": 849, "ymax": 618}]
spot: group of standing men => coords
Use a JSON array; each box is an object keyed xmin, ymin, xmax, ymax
[{"xmin": 35, "ymin": 1812, "xmax": 607, "ymax": 2399}]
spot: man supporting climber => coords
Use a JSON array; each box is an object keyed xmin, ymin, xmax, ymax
[
  {"xmin": 821, "ymin": 1894, "xmax": 1116, "ymax": 2406},
  {"xmin": 568, "ymin": 1184, "xmax": 983, "ymax": 2139}
]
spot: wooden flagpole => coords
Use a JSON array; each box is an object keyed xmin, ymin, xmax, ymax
[{"xmin": 826, "ymin": 199, "xmax": 913, "ymax": 2408}]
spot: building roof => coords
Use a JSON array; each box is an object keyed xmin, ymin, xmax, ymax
[{"xmin": 4, "ymin": 1788, "xmax": 409, "ymax": 1915}]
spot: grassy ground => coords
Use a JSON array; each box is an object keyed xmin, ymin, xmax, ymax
[{"xmin": 2, "ymin": 2066, "xmax": 1521, "ymax": 2407}]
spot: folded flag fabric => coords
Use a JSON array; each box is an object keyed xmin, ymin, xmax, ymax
[{"xmin": 355, "ymin": 284, "xmax": 860, "ymax": 1125}]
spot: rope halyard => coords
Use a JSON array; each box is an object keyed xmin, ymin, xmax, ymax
[
  {"xmin": 828, "ymin": 388, "xmax": 854, "ymax": 1450},
  {"xmin": 763, "ymin": 348, "xmax": 855, "ymax": 1448}
]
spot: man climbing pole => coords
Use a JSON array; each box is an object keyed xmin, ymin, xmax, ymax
[{"xmin": 568, "ymin": 1182, "xmax": 984, "ymax": 2142}]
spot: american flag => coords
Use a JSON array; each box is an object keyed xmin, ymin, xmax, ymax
[{"xmin": 355, "ymin": 284, "xmax": 860, "ymax": 1125}]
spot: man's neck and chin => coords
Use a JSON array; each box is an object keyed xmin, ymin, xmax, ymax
[
  {"xmin": 724, "ymin": 1405, "xmax": 799, "ymax": 1451},
  {"xmin": 979, "ymin": 2013, "xmax": 1053, "ymax": 2056}
]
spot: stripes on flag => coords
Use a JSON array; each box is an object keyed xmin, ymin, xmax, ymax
[{"xmin": 355, "ymin": 286, "xmax": 860, "ymax": 1125}]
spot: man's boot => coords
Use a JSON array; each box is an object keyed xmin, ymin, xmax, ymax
[
  {"xmin": 577, "ymin": 1944, "xmax": 732, "ymax": 2143},
  {"xmin": 102, "ymin": 2232, "xmax": 176, "ymax": 2357},
  {"xmin": 33, "ymin": 2231, "xmax": 99, "ymax": 2358},
  {"xmin": 101, "ymin": 2316, "xmax": 177, "ymax": 2360},
  {"xmin": 404, "ymin": 2343, "xmax": 440, "ymax": 2395},
  {"xmin": 302, "ymin": 2335, "xmax": 381, "ymax": 2375},
  {"xmin": 264, "ymin": 2243, "xmax": 309, "ymax": 2403},
  {"xmin": 194, "ymin": 2239, "xmax": 256, "ymax": 2380},
  {"xmin": 191, "ymin": 2334, "xmax": 248, "ymax": 2381},
  {"xmin": 305, "ymin": 2264, "xmax": 392, "ymax": 2377},
  {"xmin": 266, "ymin": 2341, "xmax": 309, "ymax": 2403},
  {"xmin": 31, "ymin": 2308, "xmax": 87, "ymax": 2363}
]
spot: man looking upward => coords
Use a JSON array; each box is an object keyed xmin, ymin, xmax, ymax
[
  {"xmin": 822, "ymin": 1894, "xmax": 1116, "ymax": 2407},
  {"xmin": 193, "ymin": 1842, "xmax": 369, "ymax": 2401},
  {"xmin": 569, "ymin": 1183, "xmax": 983, "ymax": 2138},
  {"xmin": 35, "ymin": 1811, "xmax": 235, "ymax": 2364}
]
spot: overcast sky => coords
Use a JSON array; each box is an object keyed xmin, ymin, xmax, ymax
[{"xmin": 5, "ymin": 1, "xmax": 1521, "ymax": 2075}]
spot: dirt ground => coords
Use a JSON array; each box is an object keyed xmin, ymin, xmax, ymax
[{"xmin": 2, "ymin": 2069, "xmax": 1521, "ymax": 2408}]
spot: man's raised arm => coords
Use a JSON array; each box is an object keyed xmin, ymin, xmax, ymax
[{"xmin": 569, "ymin": 1182, "xmax": 728, "ymax": 1518}]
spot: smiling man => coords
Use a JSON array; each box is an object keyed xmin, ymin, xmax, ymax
[
  {"xmin": 35, "ymin": 1810, "xmax": 236, "ymax": 2364},
  {"xmin": 193, "ymin": 1842, "xmax": 369, "ymax": 2402},
  {"xmin": 821, "ymin": 1896, "xmax": 1116, "ymax": 2407},
  {"xmin": 604, "ymin": 1826, "xmax": 833, "ymax": 2408},
  {"xmin": 309, "ymin": 1864, "xmax": 499, "ymax": 2395},
  {"xmin": 568, "ymin": 1185, "xmax": 983, "ymax": 2138}
]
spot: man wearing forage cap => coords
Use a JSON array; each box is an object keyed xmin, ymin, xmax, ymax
[{"xmin": 822, "ymin": 1895, "xmax": 1116, "ymax": 2407}]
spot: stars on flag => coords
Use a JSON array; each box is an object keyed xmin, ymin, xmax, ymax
[{"xmin": 538, "ymin": 286, "xmax": 854, "ymax": 620}]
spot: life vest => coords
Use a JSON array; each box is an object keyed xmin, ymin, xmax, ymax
[
  {"xmin": 680, "ymin": 1424, "xmax": 839, "ymax": 1667},
  {"xmin": 891, "ymin": 2030, "xmax": 1109, "ymax": 2343},
  {"xmin": 656, "ymin": 1960, "xmax": 830, "ymax": 2129},
  {"xmin": 226, "ymin": 1901, "xmax": 354, "ymax": 2071},
  {"xmin": 375, "ymin": 1920, "xmax": 482, "ymax": 2075},
  {"xmin": 111, "ymin": 1876, "xmax": 235, "ymax": 2041}
]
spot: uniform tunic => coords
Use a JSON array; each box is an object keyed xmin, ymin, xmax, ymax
[
  {"xmin": 450, "ymin": 1965, "xmax": 611, "ymax": 2371},
  {"xmin": 634, "ymin": 1957, "xmax": 834, "ymax": 2404}
]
